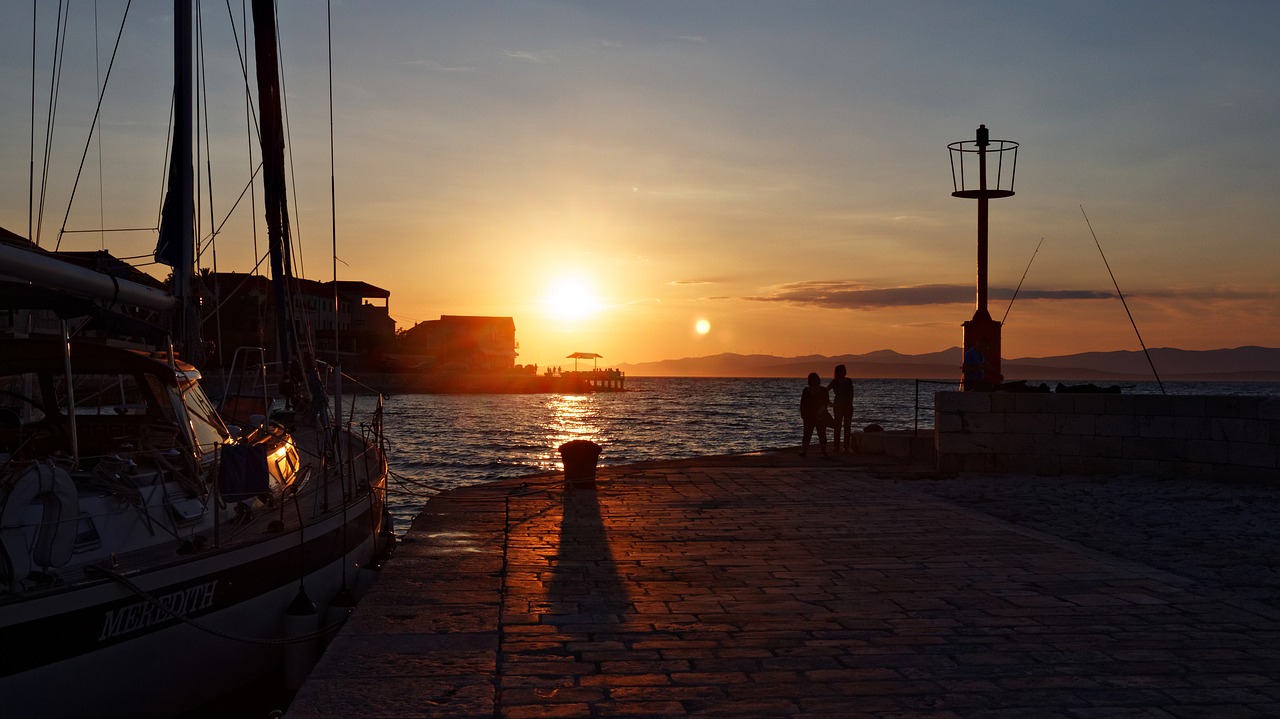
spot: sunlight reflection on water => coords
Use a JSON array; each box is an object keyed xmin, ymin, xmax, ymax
[{"xmin": 546, "ymin": 393, "xmax": 603, "ymax": 448}]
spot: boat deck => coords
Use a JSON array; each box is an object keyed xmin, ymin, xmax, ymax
[
  {"xmin": 6, "ymin": 421, "xmax": 383, "ymax": 597},
  {"xmin": 288, "ymin": 450, "xmax": 1280, "ymax": 718}
]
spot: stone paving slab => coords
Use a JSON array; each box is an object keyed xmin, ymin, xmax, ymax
[
  {"xmin": 287, "ymin": 453, "xmax": 1280, "ymax": 718},
  {"xmin": 912, "ymin": 474, "xmax": 1280, "ymax": 613}
]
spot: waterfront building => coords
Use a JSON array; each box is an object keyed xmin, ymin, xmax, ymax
[{"xmin": 394, "ymin": 315, "xmax": 519, "ymax": 372}]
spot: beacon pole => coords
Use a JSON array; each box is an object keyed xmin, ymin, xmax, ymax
[
  {"xmin": 976, "ymin": 124, "xmax": 989, "ymax": 321},
  {"xmin": 949, "ymin": 124, "xmax": 1018, "ymax": 390}
]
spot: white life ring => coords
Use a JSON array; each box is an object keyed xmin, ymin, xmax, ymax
[{"xmin": 1, "ymin": 462, "xmax": 79, "ymax": 581}]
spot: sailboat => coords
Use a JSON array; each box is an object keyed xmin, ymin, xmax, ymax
[{"xmin": 0, "ymin": 2, "xmax": 391, "ymax": 717}]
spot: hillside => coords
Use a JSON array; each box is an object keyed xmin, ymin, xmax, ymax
[{"xmin": 617, "ymin": 347, "xmax": 1280, "ymax": 381}]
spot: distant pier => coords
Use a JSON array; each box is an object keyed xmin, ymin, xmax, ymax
[
  {"xmin": 357, "ymin": 368, "xmax": 626, "ymax": 394},
  {"xmin": 556, "ymin": 367, "xmax": 626, "ymax": 391}
]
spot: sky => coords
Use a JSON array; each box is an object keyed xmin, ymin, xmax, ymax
[{"xmin": 1, "ymin": 1, "xmax": 1278, "ymax": 369}]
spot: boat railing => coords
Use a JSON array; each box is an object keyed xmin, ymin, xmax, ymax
[{"xmin": 216, "ymin": 346, "xmax": 279, "ymax": 427}]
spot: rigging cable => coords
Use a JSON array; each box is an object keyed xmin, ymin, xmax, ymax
[
  {"xmin": 275, "ymin": 18, "xmax": 306, "ymax": 284},
  {"xmin": 1080, "ymin": 205, "xmax": 1165, "ymax": 394},
  {"xmin": 199, "ymin": 167, "xmax": 263, "ymax": 255},
  {"xmin": 53, "ymin": 0, "xmax": 133, "ymax": 251},
  {"xmin": 155, "ymin": 86, "xmax": 175, "ymax": 237},
  {"xmin": 94, "ymin": 0, "xmax": 104, "ymax": 249},
  {"xmin": 220, "ymin": 0, "xmax": 269, "ymax": 348},
  {"xmin": 1000, "ymin": 236, "xmax": 1044, "ymax": 325},
  {"xmin": 29, "ymin": 0, "xmax": 36, "ymax": 242},
  {"xmin": 35, "ymin": 0, "xmax": 69, "ymax": 248},
  {"xmin": 328, "ymin": 0, "xmax": 340, "ymax": 371},
  {"xmin": 275, "ymin": 24, "xmax": 324, "ymax": 385},
  {"xmin": 195, "ymin": 4, "xmax": 226, "ymax": 367},
  {"xmin": 326, "ymin": 0, "xmax": 351, "ymax": 596}
]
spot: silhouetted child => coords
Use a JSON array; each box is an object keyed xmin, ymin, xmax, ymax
[
  {"xmin": 828, "ymin": 364, "xmax": 854, "ymax": 453},
  {"xmin": 799, "ymin": 372, "xmax": 831, "ymax": 457}
]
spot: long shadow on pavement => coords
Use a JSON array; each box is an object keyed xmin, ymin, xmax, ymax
[{"xmin": 548, "ymin": 488, "xmax": 631, "ymax": 622}]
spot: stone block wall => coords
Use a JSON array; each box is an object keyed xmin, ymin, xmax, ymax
[
  {"xmin": 934, "ymin": 392, "xmax": 1280, "ymax": 481},
  {"xmin": 850, "ymin": 430, "xmax": 935, "ymax": 463}
]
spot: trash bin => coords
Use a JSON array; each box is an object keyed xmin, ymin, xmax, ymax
[{"xmin": 558, "ymin": 439, "xmax": 601, "ymax": 490}]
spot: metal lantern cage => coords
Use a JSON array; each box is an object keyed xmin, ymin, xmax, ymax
[{"xmin": 948, "ymin": 130, "xmax": 1019, "ymax": 199}]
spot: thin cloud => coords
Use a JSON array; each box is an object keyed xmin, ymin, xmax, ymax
[
  {"xmin": 406, "ymin": 59, "xmax": 475, "ymax": 73},
  {"xmin": 1130, "ymin": 287, "xmax": 1275, "ymax": 301},
  {"xmin": 898, "ymin": 320, "xmax": 955, "ymax": 329},
  {"xmin": 1007, "ymin": 289, "xmax": 1115, "ymax": 301},
  {"xmin": 502, "ymin": 49, "xmax": 552, "ymax": 63},
  {"xmin": 747, "ymin": 282, "xmax": 1113, "ymax": 310}
]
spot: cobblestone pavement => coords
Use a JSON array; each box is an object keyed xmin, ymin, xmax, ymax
[
  {"xmin": 908, "ymin": 472, "xmax": 1280, "ymax": 612},
  {"xmin": 288, "ymin": 452, "xmax": 1280, "ymax": 719}
]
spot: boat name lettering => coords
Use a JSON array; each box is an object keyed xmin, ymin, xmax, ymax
[{"xmin": 98, "ymin": 580, "xmax": 219, "ymax": 641}]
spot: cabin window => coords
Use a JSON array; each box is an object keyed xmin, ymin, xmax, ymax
[
  {"xmin": 145, "ymin": 376, "xmax": 180, "ymax": 423},
  {"xmin": 179, "ymin": 383, "xmax": 231, "ymax": 457},
  {"xmin": 0, "ymin": 374, "xmax": 47, "ymax": 424},
  {"xmin": 50, "ymin": 373, "xmax": 154, "ymax": 417}
]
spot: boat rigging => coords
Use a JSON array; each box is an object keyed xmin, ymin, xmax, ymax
[{"xmin": 1, "ymin": 3, "xmax": 394, "ymax": 716}]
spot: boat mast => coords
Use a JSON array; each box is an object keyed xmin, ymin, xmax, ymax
[
  {"xmin": 250, "ymin": 0, "xmax": 297, "ymax": 372},
  {"xmin": 154, "ymin": 0, "xmax": 198, "ymax": 359}
]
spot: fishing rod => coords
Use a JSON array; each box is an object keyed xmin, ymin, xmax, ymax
[
  {"xmin": 1080, "ymin": 206, "xmax": 1165, "ymax": 394},
  {"xmin": 1000, "ymin": 236, "xmax": 1044, "ymax": 324}
]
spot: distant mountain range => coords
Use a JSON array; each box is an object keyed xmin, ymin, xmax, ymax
[{"xmin": 617, "ymin": 347, "xmax": 1280, "ymax": 382}]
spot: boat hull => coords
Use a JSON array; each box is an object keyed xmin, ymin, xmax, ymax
[{"xmin": 0, "ymin": 478, "xmax": 388, "ymax": 718}]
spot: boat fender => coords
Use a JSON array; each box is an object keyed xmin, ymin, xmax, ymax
[
  {"xmin": 1, "ymin": 462, "xmax": 79, "ymax": 580},
  {"xmin": 283, "ymin": 586, "xmax": 319, "ymax": 690},
  {"xmin": 325, "ymin": 583, "xmax": 358, "ymax": 640}
]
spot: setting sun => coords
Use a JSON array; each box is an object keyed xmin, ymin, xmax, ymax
[
  {"xmin": 541, "ymin": 276, "xmax": 602, "ymax": 321},
  {"xmin": 695, "ymin": 319, "xmax": 711, "ymax": 335}
]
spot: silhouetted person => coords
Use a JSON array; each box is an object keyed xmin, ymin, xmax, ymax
[
  {"xmin": 962, "ymin": 339, "xmax": 991, "ymax": 391},
  {"xmin": 828, "ymin": 364, "xmax": 854, "ymax": 453},
  {"xmin": 799, "ymin": 372, "xmax": 831, "ymax": 457}
]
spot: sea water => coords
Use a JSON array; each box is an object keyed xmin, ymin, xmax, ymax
[{"xmin": 372, "ymin": 377, "xmax": 1280, "ymax": 530}]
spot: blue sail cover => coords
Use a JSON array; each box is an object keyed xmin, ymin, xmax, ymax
[
  {"xmin": 153, "ymin": 171, "xmax": 184, "ymax": 268},
  {"xmin": 218, "ymin": 444, "xmax": 271, "ymax": 501}
]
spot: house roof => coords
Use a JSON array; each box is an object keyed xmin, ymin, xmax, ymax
[
  {"xmin": 439, "ymin": 315, "xmax": 515, "ymax": 329},
  {"xmin": 332, "ymin": 280, "xmax": 390, "ymax": 299},
  {"xmin": 207, "ymin": 272, "xmax": 390, "ymax": 301}
]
